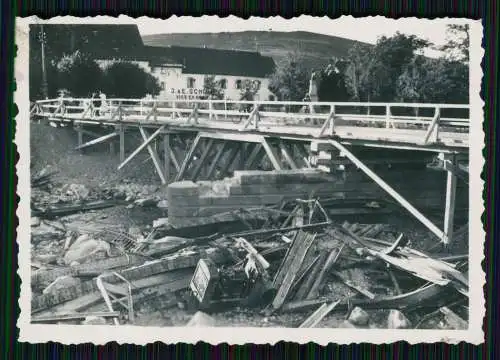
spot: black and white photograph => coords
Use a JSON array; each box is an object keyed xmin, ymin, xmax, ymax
[{"xmin": 16, "ymin": 16, "xmax": 484, "ymax": 344}]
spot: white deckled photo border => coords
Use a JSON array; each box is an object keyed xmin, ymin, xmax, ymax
[{"xmin": 15, "ymin": 15, "xmax": 485, "ymax": 345}]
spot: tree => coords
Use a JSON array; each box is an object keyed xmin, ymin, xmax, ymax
[
  {"xmin": 203, "ymin": 75, "xmax": 225, "ymax": 100},
  {"xmin": 102, "ymin": 62, "xmax": 161, "ymax": 98},
  {"xmin": 268, "ymin": 52, "xmax": 310, "ymax": 101},
  {"xmin": 55, "ymin": 50, "xmax": 104, "ymax": 97},
  {"xmin": 440, "ymin": 24, "xmax": 470, "ymax": 63},
  {"xmin": 345, "ymin": 33, "xmax": 431, "ymax": 102},
  {"xmin": 317, "ymin": 58, "xmax": 350, "ymax": 102},
  {"xmin": 344, "ymin": 44, "xmax": 376, "ymax": 102}
]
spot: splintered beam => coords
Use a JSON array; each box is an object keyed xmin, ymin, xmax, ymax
[
  {"xmin": 75, "ymin": 132, "xmax": 118, "ymax": 150},
  {"xmin": 118, "ymin": 125, "xmax": 165, "ymax": 170},
  {"xmin": 328, "ymin": 140, "xmax": 445, "ymax": 241}
]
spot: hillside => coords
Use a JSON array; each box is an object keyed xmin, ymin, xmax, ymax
[{"xmin": 142, "ymin": 31, "xmax": 369, "ymax": 70}]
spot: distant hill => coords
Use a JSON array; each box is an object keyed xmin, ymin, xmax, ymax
[{"xmin": 142, "ymin": 31, "xmax": 370, "ymax": 70}]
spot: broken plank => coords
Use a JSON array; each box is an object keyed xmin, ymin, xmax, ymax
[
  {"xmin": 272, "ymin": 232, "xmax": 317, "ymax": 309},
  {"xmin": 32, "ymin": 248, "xmax": 227, "ymax": 312},
  {"xmin": 331, "ymin": 271, "xmax": 376, "ymax": 299},
  {"xmin": 293, "ymin": 253, "xmax": 326, "ymax": 301},
  {"xmin": 31, "ymin": 254, "xmax": 146, "ymax": 287},
  {"xmin": 33, "ymin": 269, "xmax": 193, "ymax": 316},
  {"xmin": 307, "ymin": 245, "xmax": 343, "ymax": 299},
  {"xmin": 31, "ymin": 311, "xmax": 121, "ymax": 323},
  {"xmin": 298, "ymin": 300, "xmax": 341, "ymax": 328}
]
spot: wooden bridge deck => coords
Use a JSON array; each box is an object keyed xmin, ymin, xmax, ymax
[{"xmin": 31, "ymin": 98, "xmax": 470, "ymax": 153}]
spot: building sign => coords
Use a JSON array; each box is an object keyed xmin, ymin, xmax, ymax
[{"xmin": 170, "ymin": 87, "xmax": 206, "ymax": 100}]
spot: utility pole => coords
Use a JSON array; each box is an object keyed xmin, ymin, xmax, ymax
[{"xmin": 39, "ymin": 24, "xmax": 48, "ymax": 99}]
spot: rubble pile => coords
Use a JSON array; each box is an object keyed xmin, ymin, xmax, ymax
[{"xmin": 30, "ymin": 173, "xmax": 469, "ymax": 329}]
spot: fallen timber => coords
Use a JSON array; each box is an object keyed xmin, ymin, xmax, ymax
[{"xmin": 31, "ymin": 248, "xmax": 231, "ymax": 313}]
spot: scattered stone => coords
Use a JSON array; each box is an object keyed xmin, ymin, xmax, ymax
[
  {"xmin": 31, "ymin": 217, "xmax": 41, "ymax": 227},
  {"xmin": 185, "ymin": 311, "xmax": 216, "ymax": 327},
  {"xmin": 339, "ymin": 320, "xmax": 357, "ymax": 328},
  {"xmin": 34, "ymin": 254, "xmax": 59, "ymax": 264},
  {"xmin": 82, "ymin": 316, "xmax": 108, "ymax": 325},
  {"xmin": 134, "ymin": 198, "xmax": 157, "ymax": 207},
  {"xmin": 152, "ymin": 218, "xmax": 169, "ymax": 229},
  {"xmin": 348, "ymin": 306, "xmax": 370, "ymax": 326},
  {"xmin": 387, "ymin": 309, "xmax": 412, "ymax": 329},
  {"xmin": 157, "ymin": 200, "xmax": 169, "ymax": 209}
]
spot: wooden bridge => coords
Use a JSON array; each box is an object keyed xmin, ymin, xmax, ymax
[{"xmin": 31, "ymin": 98, "xmax": 470, "ymax": 245}]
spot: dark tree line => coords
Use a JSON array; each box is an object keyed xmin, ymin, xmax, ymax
[
  {"xmin": 268, "ymin": 25, "xmax": 469, "ymax": 105},
  {"xmin": 30, "ymin": 49, "xmax": 161, "ymax": 100}
]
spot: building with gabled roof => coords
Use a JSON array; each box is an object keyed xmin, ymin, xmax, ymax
[{"xmin": 30, "ymin": 23, "xmax": 277, "ymax": 101}]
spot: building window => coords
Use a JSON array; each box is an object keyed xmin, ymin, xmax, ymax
[
  {"xmin": 161, "ymin": 68, "xmax": 168, "ymax": 74},
  {"xmin": 187, "ymin": 77, "xmax": 196, "ymax": 88},
  {"xmin": 235, "ymin": 79, "xmax": 242, "ymax": 89},
  {"xmin": 219, "ymin": 79, "xmax": 227, "ymax": 89},
  {"xmin": 160, "ymin": 82, "xmax": 166, "ymax": 90},
  {"xmin": 268, "ymin": 95, "xmax": 275, "ymax": 101},
  {"xmin": 253, "ymin": 80, "xmax": 261, "ymax": 91}
]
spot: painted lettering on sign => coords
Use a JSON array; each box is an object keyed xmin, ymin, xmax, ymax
[{"xmin": 169, "ymin": 88, "xmax": 206, "ymax": 100}]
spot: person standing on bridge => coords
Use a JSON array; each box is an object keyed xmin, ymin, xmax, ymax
[{"xmin": 99, "ymin": 91, "xmax": 108, "ymax": 117}]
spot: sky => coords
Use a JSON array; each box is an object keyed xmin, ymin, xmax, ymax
[{"xmin": 39, "ymin": 15, "xmax": 475, "ymax": 57}]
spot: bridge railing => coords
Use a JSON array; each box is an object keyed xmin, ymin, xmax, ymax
[{"xmin": 31, "ymin": 98, "xmax": 470, "ymax": 139}]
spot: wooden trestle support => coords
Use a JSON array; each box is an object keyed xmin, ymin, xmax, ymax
[{"xmin": 32, "ymin": 98, "xmax": 470, "ymax": 246}]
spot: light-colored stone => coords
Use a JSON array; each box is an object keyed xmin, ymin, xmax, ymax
[
  {"xmin": 63, "ymin": 237, "xmax": 111, "ymax": 265},
  {"xmin": 152, "ymin": 218, "xmax": 169, "ymax": 228},
  {"xmin": 82, "ymin": 316, "xmax": 108, "ymax": 325},
  {"xmin": 156, "ymin": 200, "xmax": 169, "ymax": 209},
  {"xmin": 185, "ymin": 311, "xmax": 216, "ymax": 327},
  {"xmin": 348, "ymin": 306, "xmax": 370, "ymax": 326},
  {"xmin": 31, "ymin": 217, "xmax": 41, "ymax": 227},
  {"xmin": 387, "ymin": 309, "xmax": 412, "ymax": 329}
]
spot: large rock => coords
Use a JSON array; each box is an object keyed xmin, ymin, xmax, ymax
[
  {"xmin": 387, "ymin": 309, "xmax": 412, "ymax": 329},
  {"xmin": 63, "ymin": 234, "xmax": 111, "ymax": 265},
  {"xmin": 185, "ymin": 311, "xmax": 216, "ymax": 327},
  {"xmin": 348, "ymin": 306, "xmax": 370, "ymax": 326}
]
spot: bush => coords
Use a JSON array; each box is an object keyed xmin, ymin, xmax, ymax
[{"xmin": 102, "ymin": 62, "xmax": 161, "ymax": 98}]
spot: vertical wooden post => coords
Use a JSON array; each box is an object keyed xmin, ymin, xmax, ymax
[
  {"xmin": 443, "ymin": 154, "xmax": 457, "ymax": 245},
  {"xmin": 385, "ymin": 105, "xmax": 392, "ymax": 129},
  {"xmin": 119, "ymin": 125, "xmax": 125, "ymax": 162},
  {"xmin": 76, "ymin": 124, "xmax": 83, "ymax": 148},
  {"xmin": 163, "ymin": 133, "xmax": 171, "ymax": 183}
]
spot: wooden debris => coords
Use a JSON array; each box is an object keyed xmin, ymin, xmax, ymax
[
  {"xmin": 331, "ymin": 270, "xmax": 376, "ymax": 299},
  {"xmin": 298, "ymin": 300, "xmax": 340, "ymax": 328},
  {"xmin": 307, "ymin": 245, "xmax": 344, "ymax": 299},
  {"xmin": 32, "ymin": 311, "xmax": 120, "ymax": 323},
  {"xmin": 440, "ymin": 306, "xmax": 468, "ymax": 329},
  {"xmin": 272, "ymin": 231, "xmax": 317, "ymax": 309},
  {"xmin": 31, "ymin": 254, "xmax": 146, "ymax": 287},
  {"xmin": 32, "ymin": 248, "xmax": 227, "ymax": 312},
  {"xmin": 293, "ymin": 253, "xmax": 326, "ymax": 300}
]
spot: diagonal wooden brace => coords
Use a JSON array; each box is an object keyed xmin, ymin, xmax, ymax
[
  {"xmin": 118, "ymin": 125, "xmax": 165, "ymax": 170},
  {"xmin": 328, "ymin": 140, "xmax": 446, "ymax": 242},
  {"xmin": 423, "ymin": 107, "xmax": 441, "ymax": 144},
  {"xmin": 75, "ymin": 131, "xmax": 119, "ymax": 150},
  {"xmin": 318, "ymin": 109, "xmax": 336, "ymax": 138},
  {"xmin": 138, "ymin": 127, "xmax": 167, "ymax": 184}
]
